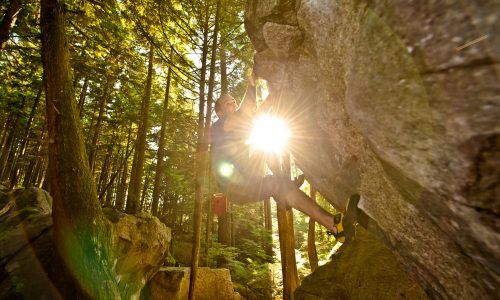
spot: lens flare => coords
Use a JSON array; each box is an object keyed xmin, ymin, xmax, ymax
[
  {"xmin": 248, "ymin": 115, "xmax": 290, "ymax": 154},
  {"xmin": 217, "ymin": 161, "xmax": 235, "ymax": 178}
]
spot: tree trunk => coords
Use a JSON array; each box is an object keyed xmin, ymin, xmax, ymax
[
  {"xmin": 261, "ymin": 198, "xmax": 273, "ymax": 257},
  {"xmin": 23, "ymin": 133, "xmax": 45, "ymax": 187},
  {"xmin": 140, "ymin": 169, "xmax": 151, "ymax": 211},
  {"xmin": 203, "ymin": 0, "xmax": 221, "ymax": 267},
  {"xmin": 264, "ymin": 198, "xmax": 272, "ymax": 230},
  {"xmin": 77, "ymin": 76, "xmax": 89, "ymax": 117},
  {"xmin": 11, "ymin": 86, "xmax": 43, "ymax": 186},
  {"xmin": 40, "ymin": 0, "xmax": 119, "ymax": 297},
  {"xmin": 88, "ymin": 76, "xmax": 113, "ymax": 170},
  {"xmin": 18, "ymin": 86, "xmax": 42, "ymax": 158},
  {"xmin": 22, "ymin": 158, "xmax": 35, "ymax": 186},
  {"xmin": 99, "ymin": 145, "xmax": 133, "ymax": 202},
  {"xmin": 204, "ymin": 194, "xmax": 213, "ymax": 266},
  {"xmin": 189, "ymin": 1, "xmax": 212, "ymax": 298},
  {"xmin": 220, "ymin": 44, "xmax": 228, "ymax": 95},
  {"xmin": 97, "ymin": 142, "xmax": 113, "ymax": 200},
  {"xmin": 105, "ymin": 150, "xmax": 121, "ymax": 206},
  {"xmin": 115, "ymin": 153, "xmax": 129, "ymax": 210},
  {"xmin": 307, "ymin": 187, "xmax": 319, "ymax": 272},
  {"xmin": 203, "ymin": 6, "xmax": 220, "ymax": 131},
  {"xmin": 32, "ymin": 157, "xmax": 45, "ymax": 187},
  {"xmin": 125, "ymin": 44, "xmax": 154, "ymax": 214},
  {"xmin": 115, "ymin": 122, "xmax": 132, "ymax": 210},
  {"xmin": 151, "ymin": 62, "xmax": 172, "ymax": 216},
  {"xmin": 0, "ymin": 97, "xmax": 26, "ymax": 182},
  {"xmin": 0, "ymin": 114, "xmax": 12, "ymax": 151},
  {"xmin": 23, "ymin": 131, "xmax": 46, "ymax": 187},
  {"xmin": 84, "ymin": 95, "xmax": 99, "ymax": 143},
  {"xmin": 161, "ymin": 189, "xmax": 171, "ymax": 217},
  {"xmin": 217, "ymin": 210, "xmax": 231, "ymax": 245},
  {"xmin": 2, "ymin": 132, "xmax": 20, "ymax": 183},
  {"xmin": 276, "ymin": 154, "xmax": 299, "ymax": 300},
  {"xmin": 0, "ymin": 0, "xmax": 24, "ymax": 50}
]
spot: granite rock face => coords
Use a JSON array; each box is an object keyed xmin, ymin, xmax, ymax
[
  {"xmin": 245, "ymin": 0, "xmax": 499, "ymax": 299},
  {"xmin": 295, "ymin": 228, "xmax": 428, "ymax": 300}
]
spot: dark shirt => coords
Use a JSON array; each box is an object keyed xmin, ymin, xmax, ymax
[
  {"xmin": 210, "ymin": 112, "xmax": 265, "ymax": 190},
  {"xmin": 211, "ymin": 115, "xmax": 244, "ymax": 185},
  {"xmin": 210, "ymin": 85, "xmax": 265, "ymax": 189}
]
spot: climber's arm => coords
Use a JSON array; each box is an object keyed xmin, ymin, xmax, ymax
[
  {"xmin": 224, "ymin": 73, "xmax": 257, "ymax": 131},
  {"xmin": 237, "ymin": 77, "xmax": 257, "ymax": 116}
]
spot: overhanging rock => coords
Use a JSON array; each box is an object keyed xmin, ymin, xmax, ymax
[{"xmin": 245, "ymin": 0, "xmax": 500, "ymax": 299}]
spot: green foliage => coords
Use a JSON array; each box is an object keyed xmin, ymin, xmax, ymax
[
  {"xmin": 207, "ymin": 242, "xmax": 240, "ymax": 265},
  {"xmin": 293, "ymin": 184, "xmax": 340, "ymax": 278},
  {"xmin": 208, "ymin": 241, "xmax": 274, "ymax": 300},
  {"xmin": 0, "ymin": 0, "xmax": 285, "ymax": 296}
]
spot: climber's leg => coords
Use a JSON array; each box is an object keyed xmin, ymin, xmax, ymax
[
  {"xmin": 275, "ymin": 179, "xmax": 338, "ymax": 233},
  {"xmin": 226, "ymin": 173, "xmax": 339, "ymax": 233}
]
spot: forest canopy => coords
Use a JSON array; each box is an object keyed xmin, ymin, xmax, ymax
[{"xmin": 0, "ymin": 0, "xmax": 337, "ymax": 298}]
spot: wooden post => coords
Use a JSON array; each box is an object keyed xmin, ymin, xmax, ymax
[
  {"xmin": 276, "ymin": 153, "xmax": 299, "ymax": 299},
  {"xmin": 307, "ymin": 187, "xmax": 319, "ymax": 272}
]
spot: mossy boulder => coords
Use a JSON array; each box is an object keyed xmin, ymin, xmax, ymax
[{"xmin": 295, "ymin": 228, "xmax": 428, "ymax": 300}]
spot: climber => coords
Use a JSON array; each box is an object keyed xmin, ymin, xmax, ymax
[{"xmin": 210, "ymin": 72, "xmax": 360, "ymax": 237}]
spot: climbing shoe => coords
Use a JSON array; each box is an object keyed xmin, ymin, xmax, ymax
[
  {"xmin": 327, "ymin": 213, "xmax": 345, "ymax": 242},
  {"xmin": 327, "ymin": 229, "xmax": 345, "ymax": 239},
  {"xmin": 342, "ymin": 193, "xmax": 360, "ymax": 244}
]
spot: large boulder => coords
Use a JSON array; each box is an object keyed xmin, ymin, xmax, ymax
[
  {"xmin": 104, "ymin": 208, "xmax": 172, "ymax": 299},
  {"xmin": 245, "ymin": 0, "xmax": 499, "ymax": 299},
  {"xmin": 0, "ymin": 188, "xmax": 61, "ymax": 299},
  {"xmin": 0, "ymin": 188, "xmax": 171, "ymax": 299},
  {"xmin": 142, "ymin": 267, "xmax": 242, "ymax": 300},
  {"xmin": 295, "ymin": 228, "xmax": 428, "ymax": 299}
]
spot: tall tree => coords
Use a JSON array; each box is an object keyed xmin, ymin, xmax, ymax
[
  {"xmin": 9, "ymin": 85, "xmax": 43, "ymax": 187},
  {"xmin": 307, "ymin": 186, "xmax": 319, "ymax": 272},
  {"xmin": 40, "ymin": 0, "xmax": 118, "ymax": 297},
  {"xmin": 151, "ymin": 62, "xmax": 173, "ymax": 216},
  {"xmin": 276, "ymin": 153, "xmax": 299, "ymax": 300},
  {"xmin": 126, "ymin": 43, "xmax": 154, "ymax": 214},
  {"xmin": 189, "ymin": 0, "xmax": 211, "ymax": 298},
  {"xmin": 88, "ymin": 73, "xmax": 115, "ymax": 170},
  {"xmin": 0, "ymin": 97, "xmax": 26, "ymax": 182},
  {"xmin": 77, "ymin": 76, "xmax": 89, "ymax": 116},
  {"xmin": 219, "ymin": 45, "xmax": 228, "ymax": 95},
  {"xmin": 203, "ymin": 0, "xmax": 221, "ymax": 267},
  {"xmin": 115, "ymin": 121, "xmax": 133, "ymax": 210}
]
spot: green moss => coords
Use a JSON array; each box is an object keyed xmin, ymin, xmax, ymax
[{"xmin": 296, "ymin": 228, "xmax": 428, "ymax": 299}]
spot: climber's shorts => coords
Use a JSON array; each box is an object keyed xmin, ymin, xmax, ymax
[
  {"xmin": 215, "ymin": 173, "xmax": 272, "ymax": 204},
  {"xmin": 213, "ymin": 162, "xmax": 276, "ymax": 204}
]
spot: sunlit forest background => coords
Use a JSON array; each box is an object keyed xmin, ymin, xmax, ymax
[{"xmin": 0, "ymin": 0, "xmax": 338, "ymax": 298}]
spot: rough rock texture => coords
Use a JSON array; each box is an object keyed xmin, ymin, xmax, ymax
[
  {"xmin": 104, "ymin": 208, "xmax": 172, "ymax": 299},
  {"xmin": 295, "ymin": 228, "xmax": 428, "ymax": 299},
  {"xmin": 0, "ymin": 188, "xmax": 171, "ymax": 299},
  {"xmin": 0, "ymin": 188, "xmax": 62, "ymax": 299},
  {"xmin": 142, "ymin": 267, "xmax": 242, "ymax": 300},
  {"xmin": 245, "ymin": 1, "xmax": 499, "ymax": 299}
]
